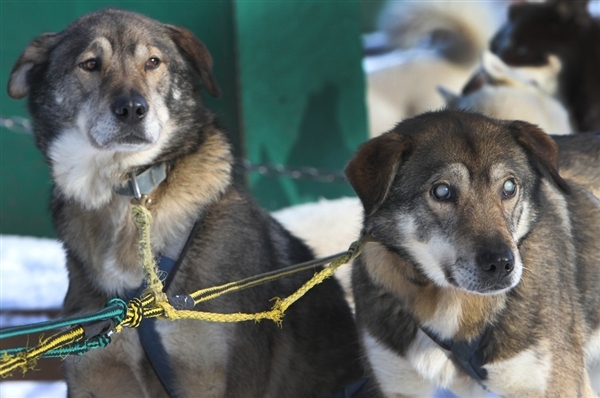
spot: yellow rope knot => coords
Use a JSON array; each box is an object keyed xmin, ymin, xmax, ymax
[{"xmin": 126, "ymin": 298, "xmax": 145, "ymax": 328}]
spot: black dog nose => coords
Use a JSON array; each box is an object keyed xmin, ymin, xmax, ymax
[
  {"xmin": 476, "ymin": 249, "xmax": 514, "ymax": 276},
  {"xmin": 112, "ymin": 95, "xmax": 148, "ymax": 123}
]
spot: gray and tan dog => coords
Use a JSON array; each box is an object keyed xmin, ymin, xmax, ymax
[
  {"xmin": 346, "ymin": 110, "xmax": 600, "ymax": 397},
  {"xmin": 7, "ymin": 9, "xmax": 364, "ymax": 397}
]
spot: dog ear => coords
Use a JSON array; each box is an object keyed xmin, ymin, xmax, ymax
[
  {"xmin": 7, "ymin": 32, "xmax": 60, "ymax": 99},
  {"xmin": 509, "ymin": 120, "xmax": 571, "ymax": 195},
  {"xmin": 482, "ymin": 51, "xmax": 512, "ymax": 82},
  {"xmin": 166, "ymin": 26, "xmax": 221, "ymax": 98},
  {"xmin": 437, "ymin": 86, "xmax": 460, "ymax": 107},
  {"xmin": 461, "ymin": 71, "xmax": 486, "ymax": 95},
  {"xmin": 346, "ymin": 132, "xmax": 412, "ymax": 216}
]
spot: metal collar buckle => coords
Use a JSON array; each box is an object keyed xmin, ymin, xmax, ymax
[{"xmin": 114, "ymin": 162, "xmax": 167, "ymax": 204}]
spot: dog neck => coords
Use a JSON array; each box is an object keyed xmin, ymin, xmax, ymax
[
  {"xmin": 54, "ymin": 127, "xmax": 234, "ymax": 297},
  {"xmin": 113, "ymin": 162, "xmax": 168, "ymax": 201},
  {"xmin": 360, "ymin": 239, "xmax": 506, "ymax": 341}
]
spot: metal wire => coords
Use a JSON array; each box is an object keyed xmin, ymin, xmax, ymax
[{"xmin": 0, "ymin": 116, "xmax": 347, "ymax": 183}]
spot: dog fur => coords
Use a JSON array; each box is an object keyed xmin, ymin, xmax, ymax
[
  {"xmin": 554, "ymin": 132, "xmax": 600, "ymax": 199},
  {"xmin": 439, "ymin": 51, "xmax": 574, "ymax": 135},
  {"xmin": 7, "ymin": 9, "xmax": 364, "ymax": 397},
  {"xmin": 346, "ymin": 110, "xmax": 600, "ymax": 397},
  {"xmin": 490, "ymin": 0, "xmax": 600, "ymax": 132}
]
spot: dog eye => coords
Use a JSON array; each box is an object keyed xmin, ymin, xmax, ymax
[
  {"xmin": 502, "ymin": 179, "xmax": 517, "ymax": 199},
  {"xmin": 79, "ymin": 58, "xmax": 99, "ymax": 72},
  {"xmin": 145, "ymin": 57, "xmax": 161, "ymax": 70},
  {"xmin": 432, "ymin": 183, "xmax": 453, "ymax": 201}
]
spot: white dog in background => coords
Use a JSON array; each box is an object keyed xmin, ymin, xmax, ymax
[
  {"xmin": 365, "ymin": 1, "xmax": 505, "ymax": 137},
  {"xmin": 273, "ymin": 197, "xmax": 363, "ymax": 307},
  {"xmin": 439, "ymin": 51, "xmax": 574, "ymax": 135}
]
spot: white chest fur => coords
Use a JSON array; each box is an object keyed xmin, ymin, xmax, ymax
[{"xmin": 362, "ymin": 330, "xmax": 486, "ymax": 397}]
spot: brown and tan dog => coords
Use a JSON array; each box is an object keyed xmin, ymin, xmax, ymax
[
  {"xmin": 346, "ymin": 110, "xmax": 600, "ymax": 397},
  {"xmin": 8, "ymin": 9, "xmax": 364, "ymax": 397}
]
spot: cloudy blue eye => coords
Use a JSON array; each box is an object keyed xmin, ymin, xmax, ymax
[
  {"xmin": 432, "ymin": 183, "xmax": 452, "ymax": 201},
  {"xmin": 502, "ymin": 178, "xmax": 517, "ymax": 199}
]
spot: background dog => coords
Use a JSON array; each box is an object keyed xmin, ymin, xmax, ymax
[
  {"xmin": 365, "ymin": 1, "xmax": 503, "ymax": 137},
  {"xmin": 490, "ymin": 0, "xmax": 600, "ymax": 132},
  {"xmin": 7, "ymin": 9, "xmax": 364, "ymax": 397},
  {"xmin": 346, "ymin": 110, "xmax": 600, "ymax": 397},
  {"xmin": 439, "ymin": 51, "xmax": 574, "ymax": 135}
]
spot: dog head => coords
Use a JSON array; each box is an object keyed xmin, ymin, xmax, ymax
[
  {"xmin": 463, "ymin": 51, "xmax": 561, "ymax": 94},
  {"xmin": 346, "ymin": 110, "xmax": 570, "ymax": 295},
  {"xmin": 7, "ymin": 9, "xmax": 221, "ymax": 208},
  {"xmin": 490, "ymin": 0, "xmax": 591, "ymax": 67},
  {"xmin": 437, "ymin": 52, "xmax": 571, "ymax": 135},
  {"xmin": 8, "ymin": 8, "xmax": 220, "ymax": 152}
]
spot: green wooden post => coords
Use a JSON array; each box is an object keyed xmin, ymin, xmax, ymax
[{"xmin": 234, "ymin": 0, "xmax": 368, "ymax": 211}]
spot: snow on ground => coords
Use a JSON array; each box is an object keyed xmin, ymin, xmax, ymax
[
  {"xmin": 0, "ymin": 235, "xmax": 67, "ymax": 313},
  {"xmin": 0, "ymin": 236, "xmax": 69, "ymax": 398},
  {"xmin": 0, "ymin": 382, "xmax": 66, "ymax": 398}
]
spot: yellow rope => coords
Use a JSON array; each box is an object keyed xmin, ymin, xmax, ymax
[
  {"xmin": 0, "ymin": 327, "xmax": 85, "ymax": 377},
  {"xmin": 131, "ymin": 206, "xmax": 167, "ymax": 302},
  {"xmin": 159, "ymin": 247, "xmax": 359, "ymax": 325},
  {"xmin": 126, "ymin": 203, "xmax": 362, "ymax": 326}
]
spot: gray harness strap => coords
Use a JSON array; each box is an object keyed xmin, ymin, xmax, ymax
[{"xmin": 114, "ymin": 162, "xmax": 167, "ymax": 198}]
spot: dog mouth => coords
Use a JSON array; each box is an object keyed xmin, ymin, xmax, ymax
[
  {"xmin": 448, "ymin": 255, "xmax": 522, "ymax": 295},
  {"xmin": 81, "ymin": 92, "xmax": 165, "ymax": 151},
  {"xmin": 83, "ymin": 108, "xmax": 163, "ymax": 151},
  {"xmin": 88, "ymin": 126, "xmax": 159, "ymax": 150}
]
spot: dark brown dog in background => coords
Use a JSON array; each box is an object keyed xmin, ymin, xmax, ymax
[{"xmin": 491, "ymin": 0, "xmax": 600, "ymax": 132}]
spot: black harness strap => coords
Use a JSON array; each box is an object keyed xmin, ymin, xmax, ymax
[
  {"xmin": 330, "ymin": 378, "xmax": 369, "ymax": 398},
  {"xmin": 124, "ymin": 215, "xmax": 205, "ymax": 398},
  {"xmin": 420, "ymin": 326, "xmax": 489, "ymax": 391}
]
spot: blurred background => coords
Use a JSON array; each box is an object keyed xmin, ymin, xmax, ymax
[{"xmin": 1, "ymin": 1, "xmax": 599, "ymax": 396}]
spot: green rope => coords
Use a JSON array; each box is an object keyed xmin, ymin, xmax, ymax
[
  {"xmin": 0, "ymin": 335, "xmax": 112, "ymax": 358},
  {"xmin": 0, "ymin": 299, "xmax": 127, "ymax": 340},
  {"xmin": 41, "ymin": 335, "xmax": 112, "ymax": 358}
]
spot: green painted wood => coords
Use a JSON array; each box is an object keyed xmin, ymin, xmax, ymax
[
  {"xmin": 0, "ymin": 1, "xmax": 240, "ymax": 237},
  {"xmin": 235, "ymin": 0, "xmax": 368, "ymax": 210},
  {"xmin": 360, "ymin": 0, "xmax": 387, "ymax": 33}
]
